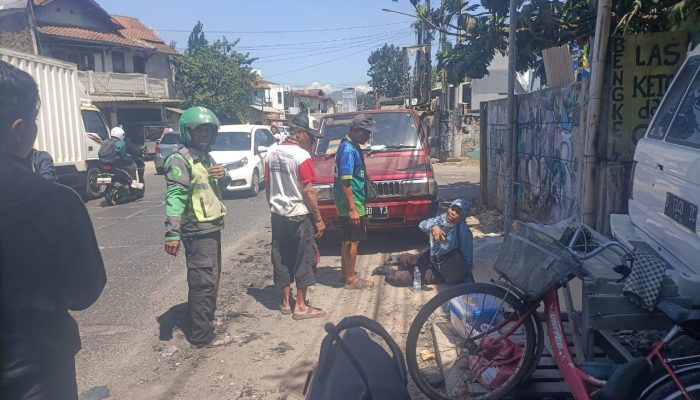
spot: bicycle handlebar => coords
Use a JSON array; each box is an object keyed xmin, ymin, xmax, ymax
[{"xmin": 563, "ymin": 225, "xmax": 632, "ymax": 261}]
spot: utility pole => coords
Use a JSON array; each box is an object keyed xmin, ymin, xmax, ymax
[
  {"xmin": 503, "ymin": 0, "xmax": 518, "ymax": 235},
  {"xmin": 438, "ymin": 0, "xmax": 450, "ymax": 162},
  {"xmin": 424, "ymin": 0, "xmax": 432, "ymax": 105}
]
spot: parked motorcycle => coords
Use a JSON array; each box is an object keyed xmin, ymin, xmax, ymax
[{"xmin": 96, "ymin": 159, "xmax": 145, "ymax": 205}]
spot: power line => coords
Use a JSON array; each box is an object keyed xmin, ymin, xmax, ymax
[
  {"xmin": 173, "ymin": 28, "xmax": 414, "ymax": 52},
  {"xmin": 157, "ymin": 21, "xmax": 413, "ymax": 34},
  {"xmin": 264, "ymin": 41, "xmax": 413, "ymax": 79},
  {"xmin": 253, "ymin": 32, "xmax": 413, "ymax": 62}
]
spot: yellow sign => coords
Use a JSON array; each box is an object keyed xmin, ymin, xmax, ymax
[{"xmin": 608, "ymin": 32, "xmax": 688, "ymax": 161}]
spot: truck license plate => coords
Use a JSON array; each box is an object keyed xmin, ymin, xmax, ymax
[
  {"xmin": 664, "ymin": 192, "xmax": 698, "ymax": 232},
  {"xmin": 365, "ymin": 205, "xmax": 388, "ymax": 219},
  {"xmin": 96, "ymin": 177, "xmax": 112, "ymax": 185}
]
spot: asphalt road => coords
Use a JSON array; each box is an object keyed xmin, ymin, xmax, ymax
[
  {"xmin": 75, "ymin": 163, "xmax": 272, "ymax": 393},
  {"xmin": 73, "ymin": 160, "xmax": 486, "ymax": 398}
]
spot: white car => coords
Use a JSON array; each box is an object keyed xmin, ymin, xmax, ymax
[
  {"xmin": 210, "ymin": 124, "xmax": 276, "ymax": 196},
  {"xmin": 611, "ymin": 45, "xmax": 700, "ymax": 279}
]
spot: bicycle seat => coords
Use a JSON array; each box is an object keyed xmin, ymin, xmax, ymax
[{"xmin": 657, "ymin": 301, "xmax": 700, "ymax": 340}]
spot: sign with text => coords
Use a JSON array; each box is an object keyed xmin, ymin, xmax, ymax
[{"xmin": 608, "ymin": 32, "xmax": 687, "ymax": 161}]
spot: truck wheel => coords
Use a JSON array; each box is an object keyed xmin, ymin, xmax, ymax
[{"xmin": 85, "ymin": 167, "xmax": 102, "ymax": 199}]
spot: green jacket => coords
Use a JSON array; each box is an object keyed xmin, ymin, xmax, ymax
[{"xmin": 164, "ymin": 145, "xmax": 226, "ymax": 241}]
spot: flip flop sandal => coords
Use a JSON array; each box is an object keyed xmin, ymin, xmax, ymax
[
  {"xmin": 198, "ymin": 334, "xmax": 233, "ymax": 349},
  {"xmin": 343, "ymin": 277, "xmax": 374, "ymax": 290},
  {"xmin": 280, "ymin": 305, "xmax": 292, "ymax": 315},
  {"xmin": 292, "ymin": 307, "xmax": 326, "ymax": 320},
  {"xmin": 338, "ymin": 271, "xmax": 358, "ymax": 282}
]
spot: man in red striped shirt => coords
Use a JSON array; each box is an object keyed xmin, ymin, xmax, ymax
[{"xmin": 264, "ymin": 111, "xmax": 327, "ymax": 320}]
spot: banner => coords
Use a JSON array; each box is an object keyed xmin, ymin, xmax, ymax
[{"xmin": 607, "ymin": 32, "xmax": 688, "ymax": 161}]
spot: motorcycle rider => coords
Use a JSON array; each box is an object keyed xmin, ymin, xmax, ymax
[
  {"xmin": 98, "ymin": 126, "xmax": 138, "ymax": 184},
  {"xmin": 163, "ymin": 106, "xmax": 231, "ymax": 348}
]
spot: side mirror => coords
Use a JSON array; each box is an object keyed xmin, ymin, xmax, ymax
[{"xmin": 257, "ymin": 145, "xmax": 268, "ymax": 154}]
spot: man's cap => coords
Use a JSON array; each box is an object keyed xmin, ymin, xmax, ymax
[
  {"xmin": 291, "ymin": 111, "xmax": 321, "ymax": 138},
  {"xmin": 351, "ymin": 113, "xmax": 375, "ymax": 133}
]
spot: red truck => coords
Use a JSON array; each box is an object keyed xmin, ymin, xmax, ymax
[{"xmin": 311, "ymin": 109, "xmax": 438, "ymax": 230}]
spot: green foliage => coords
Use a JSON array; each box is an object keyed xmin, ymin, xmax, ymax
[
  {"xmin": 357, "ymin": 91, "xmax": 376, "ymax": 111},
  {"xmin": 367, "ymin": 44, "xmax": 409, "ymax": 98},
  {"xmin": 402, "ymin": 0, "xmax": 698, "ymax": 85},
  {"xmin": 173, "ymin": 22, "xmax": 258, "ymax": 124}
]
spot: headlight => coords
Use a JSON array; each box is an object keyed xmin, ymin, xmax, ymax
[
  {"xmin": 313, "ymin": 184, "xmax": 334, "ymax": 201},
  {"xmin": 224, "ymin": 157, "xmax": 248, "ymax": 171},
  {"xmin": 401, "ymin": 178, "xmax": 437, "ymax": 196}
]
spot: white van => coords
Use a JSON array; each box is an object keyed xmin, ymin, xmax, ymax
[{"xmin": 611, "ymin": 45, "xmax": 700, "ymax": 278}]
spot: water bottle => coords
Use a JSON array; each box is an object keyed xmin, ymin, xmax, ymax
[{"xmin": 412, "ymin": 266, "xmax": 422, "ymax": 292}]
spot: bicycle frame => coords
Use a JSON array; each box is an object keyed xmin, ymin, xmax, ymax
[{"xmin": 541, "ymin": 288, "xmax": 694, "ymax": 400}]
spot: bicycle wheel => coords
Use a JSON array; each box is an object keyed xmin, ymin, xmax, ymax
[
  {"xmin": 642, "ymin": 369, "xmax": 700, "ymax": 400},
  {"xmin": 406, "ymin": 282, "xmax": 539, "ymax": 400}
]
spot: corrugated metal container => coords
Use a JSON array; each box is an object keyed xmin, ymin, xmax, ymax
[{"xmin": 0, "ymin": 47, "xmax": 86, "ymax": 169}]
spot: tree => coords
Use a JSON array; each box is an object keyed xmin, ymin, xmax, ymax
[
  {"xmin": 400, "ymin": 0, "xmax": 700, "ymax": 85},
  {"xmin": 367, "ymin": 44, "xmax": 408, "ymax": 98},
  {"xmin": 173, "ymin": 22, "xmax": 258, "ymax": 123},
  {"xmin": 357, "ymin": 91, "xmax": 376, "ymax": 111}
]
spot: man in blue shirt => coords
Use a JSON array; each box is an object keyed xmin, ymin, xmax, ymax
[{"xmin": 334, "ymin": 114, "xmax": 375, "ymax": 289}]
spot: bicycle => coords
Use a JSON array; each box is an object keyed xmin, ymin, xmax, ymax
[{"xmin": 406, "ymin": 221, "xmax": 700, "ymax": 399}]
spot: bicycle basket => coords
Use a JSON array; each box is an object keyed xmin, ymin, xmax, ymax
[{"xmin": 493, "ymin": 221, "xmax": 581, "ymax": 300}]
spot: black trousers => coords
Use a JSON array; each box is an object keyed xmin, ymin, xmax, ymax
[
  {"xmin": 271, "ymin": 214, "xmax": 318, "ymax": 289},
  {"xmin": 182, "ymin": 231, "xmax": 222, "ymax": 346}
]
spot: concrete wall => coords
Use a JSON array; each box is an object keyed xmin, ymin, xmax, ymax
[{"xmin": 486, "ymin": 81, "xmax": 588, "ymax": 224}]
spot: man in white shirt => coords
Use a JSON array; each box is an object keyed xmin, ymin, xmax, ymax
[{"xmin": 264, "ymin": 111, "xmax": 326, "ymax": 320}]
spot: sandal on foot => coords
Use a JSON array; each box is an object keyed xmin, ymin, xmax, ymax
[
  {"xmin": 344, "ymin": 277, "xmax": 374, "ymax": 290},
  {"xmin": 292, "ymin": 307, "xmax": 326, "ymax": 320},
  {"xmin": 372, "ymin": 266, "xmax": 390, "ymax": 276},
  {"xmin": 280, "ymin": 305, "xmax": 292, "ymax": 315},
  {"xmin": 199, "ymin": 334, "xmax": 233, "ymax": 348}
]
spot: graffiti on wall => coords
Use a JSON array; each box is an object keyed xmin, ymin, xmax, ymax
[
  {"xmin": 485, "ymin": 82, "xmax": 587, "ymax": 224},
  {"xmin": 516, "ymin": 83, "xmax": 586, "ymax": 223}
]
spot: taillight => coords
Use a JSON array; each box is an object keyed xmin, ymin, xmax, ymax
[{"xmin": 101, "ymin": 165, "xmax": 113, "ymax": 171}]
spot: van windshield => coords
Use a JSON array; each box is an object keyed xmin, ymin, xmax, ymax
[{"xmin": 315, "ymin": 112, "xmax": 420, "ymax": 156}]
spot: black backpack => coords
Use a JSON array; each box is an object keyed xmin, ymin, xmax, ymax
[
  {"xmin": 304, "ymin": 316, "xmax": 410, "ymax": 400},
  {"xmin": 98, "ymin": 137, "xmax": 119, "ymax": 163}
]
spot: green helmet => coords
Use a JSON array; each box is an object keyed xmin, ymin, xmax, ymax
[{"xmin": 178, "ymin": 106, "xmax": 220, "ymax": 146}]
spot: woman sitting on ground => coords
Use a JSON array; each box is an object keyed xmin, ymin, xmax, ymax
[{"xmin": 373, "ymin": 199, "xmax": 474, "ymax": 286}]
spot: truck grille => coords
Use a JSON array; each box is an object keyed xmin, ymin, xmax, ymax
[{"xmin": 376, "ymin": 180, "xmax": 403, "ymax": 197}]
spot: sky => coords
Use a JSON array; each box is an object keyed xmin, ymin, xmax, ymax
[{"xmin": 97, "ymin": 0, "xmax": 428, "ymax": 93}]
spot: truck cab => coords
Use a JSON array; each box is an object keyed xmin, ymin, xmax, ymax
[
  {"xmin": 312, "ymin": 109, "xmax": 438, "ymax": 230},
  {"xmin": 611, "ymin": 45, "xmax": 700, "ymax": 281}
]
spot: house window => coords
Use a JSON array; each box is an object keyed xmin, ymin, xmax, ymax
[
  {"xmin": 133, "ymin": 55, "xmax": 146, "ymax": 74},
  {"xmin": 277, "ymin": 92, "xmax": 282, "ymax": 105},
  {"xmin": 112, "ymin": 52, "xmax": 125, "ymax": 73}
]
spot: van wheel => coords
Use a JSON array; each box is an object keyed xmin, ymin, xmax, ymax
[
  {"xmin": 248, "ymin": 170, "xmax": 260, "ymax": 197},
  {"xmin": 85, "ymin": 167, "xmax": 102, "ymax": 199}
]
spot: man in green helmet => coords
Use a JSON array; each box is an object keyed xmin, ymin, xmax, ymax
[{"xmin": 163, "ymin": 106, "xmax": 232, "ymax": 348}]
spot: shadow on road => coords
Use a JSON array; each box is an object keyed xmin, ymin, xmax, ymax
[
  {"xmin": 437, "ymin": 180, "xmax": 480, "ymax": 204},
  {"xmin": 316, "ymin": 229, "xmax": 424, "ymax": 257},
  {"xmin": 157, "ymin": 302, "xmax": 189, "ymax": 341},
  {"xmin": 246, "ymin": 286, "xmax": 280, "ymax": 311}
]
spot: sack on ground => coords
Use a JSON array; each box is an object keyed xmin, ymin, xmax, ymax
[{"xmin": 468, "ymin": 336, "xmax": 523, "ymax": 390}]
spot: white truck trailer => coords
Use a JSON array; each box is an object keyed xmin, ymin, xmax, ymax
[{"xmin": 0, "ymin": 46, "xmax": 108, "ymax": 196}]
